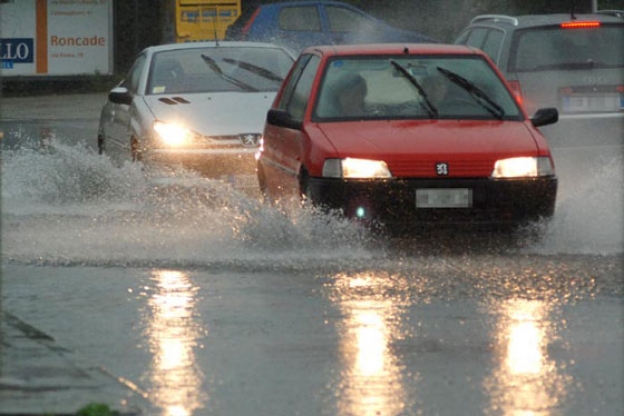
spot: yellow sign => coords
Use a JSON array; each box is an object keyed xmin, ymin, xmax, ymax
[{"xmin": 175, "ymin": 0, "xmax": 240, "ymax": 42}]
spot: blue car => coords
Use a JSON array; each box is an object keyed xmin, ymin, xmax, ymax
[{"xmin": 225, "ymin": 1, "xmax": 437, "ymax": 54}]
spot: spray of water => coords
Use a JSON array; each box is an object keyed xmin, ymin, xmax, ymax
[
  {"xmin": 2, "ymin": 141, "xmax": 621, "ymax": 268},
  {"xmin": 2, "ymin": 141, "xmax": 145, "ymax": 212},
  {"xmin": 1, "ymin": 141, "xmax": 374, "ymax": 268},
  {"xmin": 531, "ymin": 155, "xmax": 623, "ymax": 255}
]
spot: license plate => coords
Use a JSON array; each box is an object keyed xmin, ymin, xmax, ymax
[
  {"xmin": 416, "ymin": 188, "xmax": 472, "ymax": 208},
  {"xmin": 561, "ymin": 92, "xmax": 622, "ymax": 113}
]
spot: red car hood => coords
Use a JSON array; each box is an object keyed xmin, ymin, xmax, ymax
[{"xmin": 317, "ymin": 119, "xmax": 541, "ymax": 177}]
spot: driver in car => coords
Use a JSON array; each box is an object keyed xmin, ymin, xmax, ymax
[{"xmin": 334, "ymin": 72, "xmax": 369, "ymax": 117}]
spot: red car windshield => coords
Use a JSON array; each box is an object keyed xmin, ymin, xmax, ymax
[{"xmin": 313, "ymin": 55, "xmax": 522, "ymax": 121}]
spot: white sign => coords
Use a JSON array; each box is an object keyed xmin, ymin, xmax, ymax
[{"xmin": 0, "ymin": 0, "xmax": 113, "ymax": 77}]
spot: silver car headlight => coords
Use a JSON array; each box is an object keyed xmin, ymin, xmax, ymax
[
  {"xmin": 153, "ymin": 120, "xmax": 192, "ymax": 147},
  {"xmin": 323, "ymin": 158, "xmax": 392, "ymax": 179},
  {"xmin": 492, "ymin": 156, "xmax": 554, "ymax": 178}
]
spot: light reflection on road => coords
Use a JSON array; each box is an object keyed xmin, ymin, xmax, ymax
[
  {"xmin": 329, "ymin": 272, "xmax": 413, "ymax": 416},
  {"xmin": 485, "ymin": 299, "xmax": 572, "ymax": 416},
  {"xmin": 142, "ymin": 270, "xmax": 207, "ymax": 416}
]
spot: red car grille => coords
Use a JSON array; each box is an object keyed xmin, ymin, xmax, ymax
[{"xmin": 389, "ymin": 158, "xmax": 495, "ymax": 178}]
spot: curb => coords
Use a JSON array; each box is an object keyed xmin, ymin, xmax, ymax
[{"xmin": 0, "ymin": 312, "xmax": 147, "ymax": 415}]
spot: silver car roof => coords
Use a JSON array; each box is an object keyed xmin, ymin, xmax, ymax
[
  {"xmin": 469, "ymin": 13, "xmax": 624, "ymax": 29},
  {"xmin": 142, "ymin": 41, "xmax": 295, "ymax": 56}
]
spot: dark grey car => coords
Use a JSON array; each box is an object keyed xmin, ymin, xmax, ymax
[{"xmin": 454, "ymin": 12, "xmax": 623, "ymax": 148}]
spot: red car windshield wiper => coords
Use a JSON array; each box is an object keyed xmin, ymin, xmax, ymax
[
  {"xmin": 389, "ymin": 59, "xmax": 439, "ymax": 119},
  {"xmin": 437, "ymin": 66, "xmax": 505, "ymax": 120}
]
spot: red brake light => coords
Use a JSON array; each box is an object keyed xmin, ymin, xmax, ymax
[{"xmin": 560, "ymin": 21, "xmax": 601, "ymax": 29}]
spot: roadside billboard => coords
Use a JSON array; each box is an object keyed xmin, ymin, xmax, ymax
[{"xmin": 0, "ymin": 0, "xmax": 113, "ymax": 78}]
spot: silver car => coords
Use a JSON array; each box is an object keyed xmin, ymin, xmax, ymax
[
  {"xmin": 454, "ymin": 12, "xmax": 624, "ymax": 149},
  {"xmin": 97, "ymin": 41, "xmax": 295, "ymax": 177}
]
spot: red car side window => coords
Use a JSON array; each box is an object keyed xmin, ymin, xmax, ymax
[
  {"xmin": 276, "ymin": 55, "xmax": 312, "ymax": 110},
  {"xmin": 286, "ymin": 55, "xmax": 320, "ymax": 120},
  {"xmin": 277, "ymin": 54, "xmax": 321, "ymax": 120}
]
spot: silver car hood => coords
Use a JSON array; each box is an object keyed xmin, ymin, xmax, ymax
[{"xmin": 144, "ymin": 92, "xmax": 277, "ymax": 136}]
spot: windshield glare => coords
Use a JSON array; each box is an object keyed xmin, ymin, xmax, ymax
[
  {"xmin": 147, "ymin": 47, "xmax": 294, "ymax": 95},
  {"xmin": 314, "ymin": 55, "xmax": 522, "ymax": 121}
]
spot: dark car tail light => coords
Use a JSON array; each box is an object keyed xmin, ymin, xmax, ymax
[
  {"xmin": 560, "ymin": 21, "xmax": 601, "ymax": 29},
  {"xmin": 507, "ymin": 80, "xmax": 524, "ymax": 106}
]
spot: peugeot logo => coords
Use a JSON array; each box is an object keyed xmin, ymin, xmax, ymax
[
  {"xmin": 240, "ymin": 133, "xmax": 260, "ymax": 147},
  {"xmin": 436, "ymin": 162, "xmax": 449, "ymax": 176}
]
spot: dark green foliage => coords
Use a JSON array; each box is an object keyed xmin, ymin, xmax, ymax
[{"xmin": 75, "ymin": 403, "xmax": 120, "ymax": 416}]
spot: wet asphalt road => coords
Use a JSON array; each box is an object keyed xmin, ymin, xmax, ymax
[
  {"xmin": 1, "ymin": 93, "xmax": 623, "ymax": 415},
  {"xmin": 2, "ymin": 254, "xmax": 623, "ymax": 416}
]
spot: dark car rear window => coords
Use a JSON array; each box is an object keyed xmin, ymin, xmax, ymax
[{"xmin": 509, "ymin": 23, "xmax": 624, "ymax": 72}]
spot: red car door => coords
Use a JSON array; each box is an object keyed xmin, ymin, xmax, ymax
[{"xmin": 261, "ymin": 54, "xmax": 322, "ymax": 198}]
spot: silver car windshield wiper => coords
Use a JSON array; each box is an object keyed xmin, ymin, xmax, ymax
[
  {"xmin": 389, "ymin": 59, "xmax": 438, "ymax": 119},
  {"xmin": 201, "ymin": 54, "xmax": 258, "ymax": 92},
  {"xmin": 222, "ymin": 58, "xmax": 284, "ymax": 83},
  {"xmin": 436, "ymin": 66, "xmax": 505, "ymax": 120}
]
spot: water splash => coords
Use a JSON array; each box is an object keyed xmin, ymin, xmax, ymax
[
  {"xmin": 532, "ymin": 156, "xmax": 623, "ymax": 255},
  {"xmin": 1, "ymin": 141, "xmax": 374, "ymax": 267},
  {"xmin": 2, "ymin": 141, "xmax": 622, "ymax": 268},
  {"xmin": 2, "ymin": 141, "xmax": 145, "ymax": 212}
]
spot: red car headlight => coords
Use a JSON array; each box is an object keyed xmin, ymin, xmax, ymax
[
  {"xmin": 323, "ymin": 158, "xmax": 392, "ymax": 179},
  {"xmin": 492, "ymin": 156, "xmax": 554, "ymax": 178}
]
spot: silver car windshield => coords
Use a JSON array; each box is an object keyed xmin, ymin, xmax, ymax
[
  {"xmin": 314, "ymin": 55, "xmax": 522, "ymax": 121},
  {"xmin": 147, "ymin": 47, "xmax": 294, "ymax": 95}
]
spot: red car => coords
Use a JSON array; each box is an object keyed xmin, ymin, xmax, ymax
[{"xmin": 256, "ymin": 43, "xmax": 559, "ymax": 231}]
